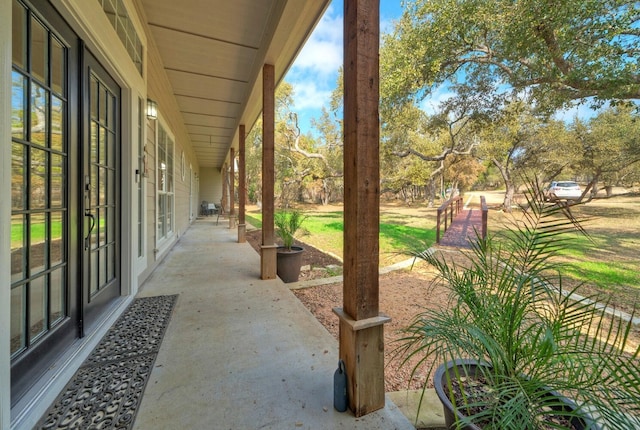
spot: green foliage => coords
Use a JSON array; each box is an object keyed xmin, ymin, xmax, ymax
[
  {"xmin": 383, "ymin": 0, "xmax": 640, "ymax": 112},
  {"xmin": 274, "ymin": 209, "xmax": 307, "ymax": 250},
  {"xmin": 399, "ymin": 181, "xmax": 640, "ymax": 429}
]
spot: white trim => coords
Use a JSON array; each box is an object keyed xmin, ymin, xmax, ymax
[
  {"xmin": 136, "ymin": 95, "xmax": 147, "ymax": 275},
  {"xmin": 154, "ymin": 114, "xmax": 176, "ymax": 258},
  {"xmin": 119, "ymin": 87, "xmax": 134, "ymax": 297}
]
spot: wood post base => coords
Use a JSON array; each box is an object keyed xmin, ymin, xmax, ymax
[
  {"xmin": 333, "ymin": 307, "xmax": 391, "ymax": 417},
  {"xmin": 237, "ymin": 223, "xmax": 246, "ymax": 243},
  {"xmin": 260, "ymin": 244, "xmax": 278, "ymax": 280}
]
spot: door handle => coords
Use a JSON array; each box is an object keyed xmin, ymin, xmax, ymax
[{"xmin": 84, "ymin": 212, "xmax": 95, "ymax": 250}]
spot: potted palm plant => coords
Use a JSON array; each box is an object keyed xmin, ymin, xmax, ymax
[
  {"xmin": 399, "ymin": 181, "xmax": 640, "ymax": 429},
  {"xmin": 275, "ymin": 209, "xmax": 307, "ymax": 283}
]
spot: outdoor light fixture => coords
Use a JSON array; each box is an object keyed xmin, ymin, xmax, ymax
[{"xmin": 146, "ymin": 98, "xmax": 158, "ymax": 120}]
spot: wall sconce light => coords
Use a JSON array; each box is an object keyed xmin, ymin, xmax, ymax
[{"xmin": 146, "ymin": 98, "xmax": 158, "ymax": 120}]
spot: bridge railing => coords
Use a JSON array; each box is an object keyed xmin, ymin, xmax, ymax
[
  {"xmin": 436, "ymin": 195, "xmax": 463, "ymax": 243},
  {"xmin": 436, "ymin": 195, "xmax": 489, "ymax": 244},
  {"xmin": 481, "ymin": 195, "xmax": 488, "ymax": 239}
]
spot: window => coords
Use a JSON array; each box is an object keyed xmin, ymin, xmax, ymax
[
  {"xmin": 157, "ymin": 123, "xmax": 174, "ymax": 242},
  {"xmin": 96, "ymin": 0, "xmax": 143, "ymax": 74},
  {"xmin": 11, "ymin": 0, "xmax": 68, "ymax": 356}
]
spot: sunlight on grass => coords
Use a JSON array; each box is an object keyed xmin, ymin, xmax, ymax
[
  {"xmin": 563, "ymin": 261, "xmax": 640, "ymax": 290},
  {"xmin": 243, "ymin": 209, "xmax": 436, "ymax": 263},
  {"xmin": 245, "ymin": 194, "xmax": 640, "ymax": 289}
]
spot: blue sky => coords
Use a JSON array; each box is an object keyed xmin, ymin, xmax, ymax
[
  {"xmin": 284, "ymin": 0, "xmax": 405, "ymax": 134},
  {"xmin": 284, "ymin": 0, "xmax": 601, "ymax": 135}
]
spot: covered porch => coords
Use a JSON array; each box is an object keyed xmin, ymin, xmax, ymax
[{"xmin": 133, "ymin": 218, "xmax": 414, "ymax": 429}]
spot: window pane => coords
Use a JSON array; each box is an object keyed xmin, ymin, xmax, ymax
[
  {"xmin": 158, "ymin": 194, "xmax": 165, "ymax": 238},
  {"xmin": 90, "ymin": 77, "xmax": 98, "ymax": 120},
  {"xmin": 51, "ymin": 95, "xmax": 64, "ymax": 152},
  {"xmin": 30, "ymin": 212, "xmax": 46, "ymax": 276},
  {"xmin": 99, "ymin": 167, "xmax": 107, "ymax": 206},
  {"xmin": 30, "ymin": 147, "xmax": 48, "ymax": 209},
  {"xmin": 107, "ymin": 207, "xmax": 115, "ymax": 242},
  {"xmin": 31, "ymin": 84, "xmax": 49, "ymax": 147},
  {"xmin": 91, "ymin": 121, "xmax": 99, "ymax": 163},
  {"xmin": 99, "ymin": 126, "xmax": 107, "ymax": 165},
  {"xmin": 92, "ymin": 164, "xmax": 99, "ymax": 207},
  {"xmin": 107, "ymin": 92, "xmax": 115, "ymax": 129},
  {"xmin": 12, "ymin": 0, "xmax": 27, "ymax": 69},
  {"xmin": 10, "ymin": 285, "xmax": 25, "ymax": 355},
  {"xmin": 99, "ymin": 248, "xmax": 107, "ymax": 287},
  {"xmin": 29, "ymin": 275, "xmax": 47, "ymax": 339},
  {"xmin": 93, "ymin": 208, "xmax": 100, "ymax": 250},
  {"xmin": 90, "ymin": 250, "xmax": 98, "ymax": 295},
  {"xmin": 108, "ymin": 245, "xmax": 115, "ymax": 281},
  {"xmin": 99, "ymin": 85, "xmax": 107, "ymax": 125},
  {"xmin": 51, "ymin": 153, "xmax": 64, "ymax": 207},
  {"xmin": 30, "ymin": 16, "xmax": 48, "ymax": 84},
  {"xmin": 51, "ymin": 37, "xmax": 65, "ymax": 95},
  {"xmin": 104, "ymin": 0, "xmax": 116, "ymax": 27},
  {"xmin": 167, "ymin": 141, "xmax": 174, "ymax": 193},
  {"xmin": 108, "ymin": 129, "xmax": 115, "ymax": 168},
  {"xmin": 11, "ymin": 71, "xmax": 26, "ymax": 139},
  {"xmin": 108, "ymin": 168, "xmax": 115, "ymax": 205},
  {"xmin": 135, "ymin": 36, "xmax": 143, "ymax": 74},
  {"xmin": 99, "ymin": 208, "xmax": 106, "ymax": 247},
  {"xmin": 50, "ymin": 267, "xmax": 65, "ymax": 325},
  {"xmin": 167, "ymin": 194, "xmax": 173, "ymax": 232},
  {"xmin": 11, "ymin": 214, "xmax": 26, "ymax": 283},
  {"xmin": 12, "ymin": 142, "xmax": 26, "ymax": 210},
  {"xmin": 116, "ymin": 1, "xmax": 127, "ymax": 46},
  {"xmin": 51, "ymin": 211, "xmax": 64, "ymax": 266}
]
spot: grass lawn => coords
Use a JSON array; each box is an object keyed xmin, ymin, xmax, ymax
[
  {"xmin": 245, "ymin": 204, "xmax": 437, "ymax": 265},
  {"xmin": 247, "ymin": 192, "xmax": 640, "ymax": 313}
]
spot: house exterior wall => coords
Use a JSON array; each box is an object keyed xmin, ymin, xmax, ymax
[
  {"xmin": 199, "ymin": 167, "xmax": 223, "ymax": 210},
  {"xmin": 3, "ymin": 0, "xmax": 203, "ymax": 426}
]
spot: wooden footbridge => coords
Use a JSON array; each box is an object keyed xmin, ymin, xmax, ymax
[{"xmin": 436, "ymin": 195, "xmax": 488, "ymax": 248}]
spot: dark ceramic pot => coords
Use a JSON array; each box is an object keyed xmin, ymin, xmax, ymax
[
  {"xmin": 433, "ymin": 359, "xmax": 600, "ymax": 430},
  {"xmin": 276, "ymin": 246, "xmax": 304, "ymax": 283}
]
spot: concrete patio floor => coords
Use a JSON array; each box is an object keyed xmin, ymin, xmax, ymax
[{"xmin": 133, "ymin": 217, "xmax": 417, "ymax": 430}]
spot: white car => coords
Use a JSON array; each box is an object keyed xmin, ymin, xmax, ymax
[{"xmin": 544, "ymin": 181, "xmax": 582, "ymax": 201}]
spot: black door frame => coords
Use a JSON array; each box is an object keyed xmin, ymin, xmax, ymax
[
  {"xmin": 10, "ymin": 0, "xmax": 79, "ymax": 404},
  {"xmin": 80, "ymin": 48, "xmax": 122, "ymax": 334},
  {"xmin": 10, "ymin": 0, "xmax": 123, "ymax": 405}
]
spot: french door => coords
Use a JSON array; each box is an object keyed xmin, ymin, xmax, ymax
[
  {"xmin": 10, "ymin": 0, "xmax": 122, "ymax": 404},
  {"xmin": 81, "ymin": 51, "xmax": 121, "ymax": 331}
]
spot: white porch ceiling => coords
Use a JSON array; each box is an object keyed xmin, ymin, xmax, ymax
[{"xmin": 139, "ymin": 0, "xmax": 331, "ymax": 169}]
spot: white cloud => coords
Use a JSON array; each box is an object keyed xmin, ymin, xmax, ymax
[
  {"xmin": 292, "ymin": 81, "xmax": 333, "ymax": 111},
  {"xmin": 291, "ymin": 5, "xmax": 343, "ymax": 77}
]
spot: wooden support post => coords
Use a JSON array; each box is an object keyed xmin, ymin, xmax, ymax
[
  {"xmin": 238, "ymin": 125, "xmax": 246, "ymax": 243},
  {"xmin": 339, "ymin": 0, "xmax": 387, "ymax": 417},
  {"xmin": 261, "ymin": 64, "xmax": 277, "ymax": 279},
  {"xmin": 221, "ymin": 162, "xmax": 228, "ymax": 215},
  {"xmin": 229, "ymin": 147, "xmax": 237, "ymax": 229}
]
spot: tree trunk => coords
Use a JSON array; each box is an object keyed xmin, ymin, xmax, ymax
[
  {"xmin": 492, "ymin": 158, "xmax": 514, "ymax": 212},
  {"xmin": 427, "ymin": 178, "xmax": 436, "ymax": 208},
  {"xmin": 503, "ymin": 182, "xmax": 515, "ymax": 211}
]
